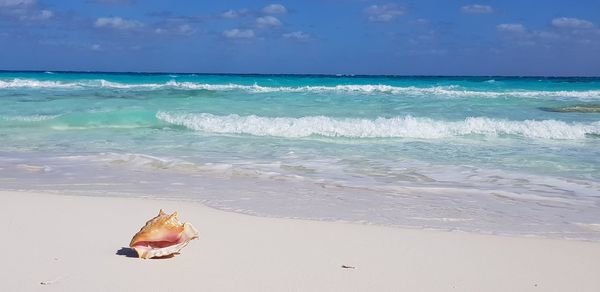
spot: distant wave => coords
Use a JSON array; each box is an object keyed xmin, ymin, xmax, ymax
[
  {"xmin": 156, "ymin": 112, "xmax": 600, "ymax": 140},
  {"xmin": 0, "ymin": 79, "xmax": 78, "ymax": 89},
  {"xmin": 0, "ymin": 114, "xmax": 60, "ymax": 122},
  {"xmin": 2, "ymin": 78, "xmax": 600, "ymax": 99}
]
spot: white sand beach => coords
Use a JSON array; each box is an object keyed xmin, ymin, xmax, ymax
[
  {"xmin": 1, "ymin": 190, "xmax": 599, "ymax": 292},
  {"xmin": 3, "ymin": 0, "xmax": 600, "ymax": 291}
]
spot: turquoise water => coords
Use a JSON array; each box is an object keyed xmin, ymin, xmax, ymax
[{"xmin": 1, "ymin": 71, "xmax": 600, "ymax": 240}]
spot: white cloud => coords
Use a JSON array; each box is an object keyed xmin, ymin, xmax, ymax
[
  {"xmin": 412, "ymin": 18, "xmax": 430, "ymax": 26},
  {"xmin": 0, "ymin": 0, "xmax": 53, "ymax": 21},
  {"xmin": 223, "ymin": 28, "xmax": 255, "ymax": 39},
  {"xmin": 0, "ymin": 0, "xmax": 34, "ymax": 7},
  {"xmin": 536, "ymin": 31, "xmax": 560, "ymax": 40},
  {"xmin": 221, "ymin": 10, "xmax": 237, "ymax": 19},
  {"xmin": 155, "ymin": 24, "xmax": 195, "ymax": 35},
  {"xmin": 497, "ymin": 18, "xmax": 600, "ymax": 48},
  {"xmin": 262, "ymin": 4, "xmax": 287, "ymax": 14},
  {"xmin": 497, "ymin": 23, "xmax": 526, "ymax": 33},
  {"xmin": 20, "ymin": 8, "xmax": 52, "ymax": 20},
  {"xmin": 283, "ymin": 31, "xmax": 310, "ymax": 41},
  {"xmin": 461, "ymin": 4, "xmax": 493, "ymax": 14},
  {"xmin": 221, "ymin": 9, "xmax": 248, "ymax": 19},
  {"xmin": 94, "ymin": 17, "xmax": 144, "ymax": 30},
  {"xmin": 256, "ymin": 15, "xmax": 281, "ymax": 27},
  {"xmin": 552, "ymin": 17, "xmax": 594, "ymax": 29},
  {"xmin": 90, "ymin": 44, "xmax": 102, "ymax": 51},
  {"xmin": 365, "ymin": 4, "xmax": 404, "ymax": 22},
  {"xmin": 177, "ymin": 24, "xmax": 193, "ymax": 34},
  {"xmin": 39, "ymin": 9, "xmax": 52, "ymax": 18}
]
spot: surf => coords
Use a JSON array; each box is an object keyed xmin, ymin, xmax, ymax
[
  {"xmin": 3, "ymin": 78, "xmax": 600, "ymax": 100},
  {"xmin": 156, "ymin": 112, "xmax": 600, "ymax": 140}
]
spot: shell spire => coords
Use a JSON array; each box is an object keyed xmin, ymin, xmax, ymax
[{"xmin": 129, "ymin": 210, "xmax": 199, "ymax": 259}]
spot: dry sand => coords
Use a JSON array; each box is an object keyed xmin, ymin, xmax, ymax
[{"xmin": 1, "ymin": 191, "xmax": 599, "ymax": 291}]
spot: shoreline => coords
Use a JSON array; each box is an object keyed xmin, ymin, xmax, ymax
[
  {"xmin": 5, "ymin": 187, "xmax": 600, "ymax": 243},
  {"xmin": 2, "ymin": 190, "xmax": 600, "ymax": 291},
  {"xmin": 5, "ymin": 183, "xmax": 599, "ymax": 243}
]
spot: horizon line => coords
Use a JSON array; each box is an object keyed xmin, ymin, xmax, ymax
[{"xmin": 1, "ymin": 69, "xmax": 599, "ymax": 79}]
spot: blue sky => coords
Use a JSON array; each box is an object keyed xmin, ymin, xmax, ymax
[{"xmin": 1, "ymin": 0, "xmax": 599, "ymax": 75}]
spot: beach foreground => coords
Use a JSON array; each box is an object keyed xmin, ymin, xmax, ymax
[{"xmin": 1, "ymin": 191, "xmax": 599, "ymax": 292}]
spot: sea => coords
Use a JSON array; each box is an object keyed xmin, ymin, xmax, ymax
[{"xmin": 1, "ymin": 71, "xmax": 599, "ymax": 240}]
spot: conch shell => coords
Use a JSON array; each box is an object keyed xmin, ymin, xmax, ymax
[{"xmin": 129, "ymin": 209, "xmax": 199, "ymax": 259}]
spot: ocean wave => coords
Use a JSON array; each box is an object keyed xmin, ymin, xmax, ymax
[
  {"xmin": 541, "ymin": 104, "xmax": 600, "ymax": 113},
  {"xmin": 99, "ymin": 81, "xmax": 600, "ymax": 99},
  {"xmin": 0, "ymin": 79, "xmax": 79, "ymax": 89},
  {"xmin": 0, "ymin": 114, "xmax": 60, "ymax": 122},
  {"xmin": 156, "ymin": 112, "xmax": 600, "ymax": 140},
  {"xmin": 2, "ymin": 78, "xmax": 600, "ymax": 99},
  {"xmin": 0, "ymin": 110, "xmax": 163, "ymax": 130}
]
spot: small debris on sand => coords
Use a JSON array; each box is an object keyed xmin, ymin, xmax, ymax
[{"xmin": 40, "ymin": 275, "xmax": 65, "ymax": 285}]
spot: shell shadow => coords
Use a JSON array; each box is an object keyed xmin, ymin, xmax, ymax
[
  {"xmin": 116, "ymin": 247, "xmax": 138, "ymax": 258},
  {"xmin": 115, "ymin": 247, "xmax": 178, "ymax": 259}
]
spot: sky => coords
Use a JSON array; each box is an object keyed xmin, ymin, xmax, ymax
[{"xmin": 1, "ymin": 0, "xmax": 599, "ymax": 75}]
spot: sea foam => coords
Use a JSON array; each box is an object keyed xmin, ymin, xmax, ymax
[
  {"xmin": 156, "ymin": 112, "xmax": 600, "ymax": 140},
  {"xmin": 0, "ymin": 114, "xmax": 60, "ymax": 122},
  {"xmin": 97, "ymin": 81, "xmax": 600, "ymax": 99},
  {"xmin": 0, "ymin": 79, "xmax": 78, "ymax": 89},
  {"xmin": 2, "ymin": 78, "xmax": 600, "ymax": 99}
]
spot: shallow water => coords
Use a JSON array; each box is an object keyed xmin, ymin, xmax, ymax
[{"xmin": 1, "ymin": 71, "xmax": 599, "ymax": 240}]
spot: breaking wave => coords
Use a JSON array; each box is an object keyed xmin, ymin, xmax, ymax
[
  {"xmin": 0, "ymin": 114, "xmax": 60, "ymax": 122},
  {"xmin": 156, "ymin": 112, "xmax": 600, "ymax": 140},
  {"xmin": 2, "ymin": 78, "xmax": 600, "ymax": 99},
  {"xmin": 0, "ymin": 79, "xmax": 79, "ymax": 89}
]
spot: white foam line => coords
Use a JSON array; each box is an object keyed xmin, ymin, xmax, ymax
[
  {"xmin": 0, "ymin": 114, "xmax": 61, "ymax": 122},
  {"xmin": 2, "ymin": 78, "xmax": 600, "ymax": 99},
  {"xmin": 156, "ymin": 112, "xmax": 600, "ymax": 140}
]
